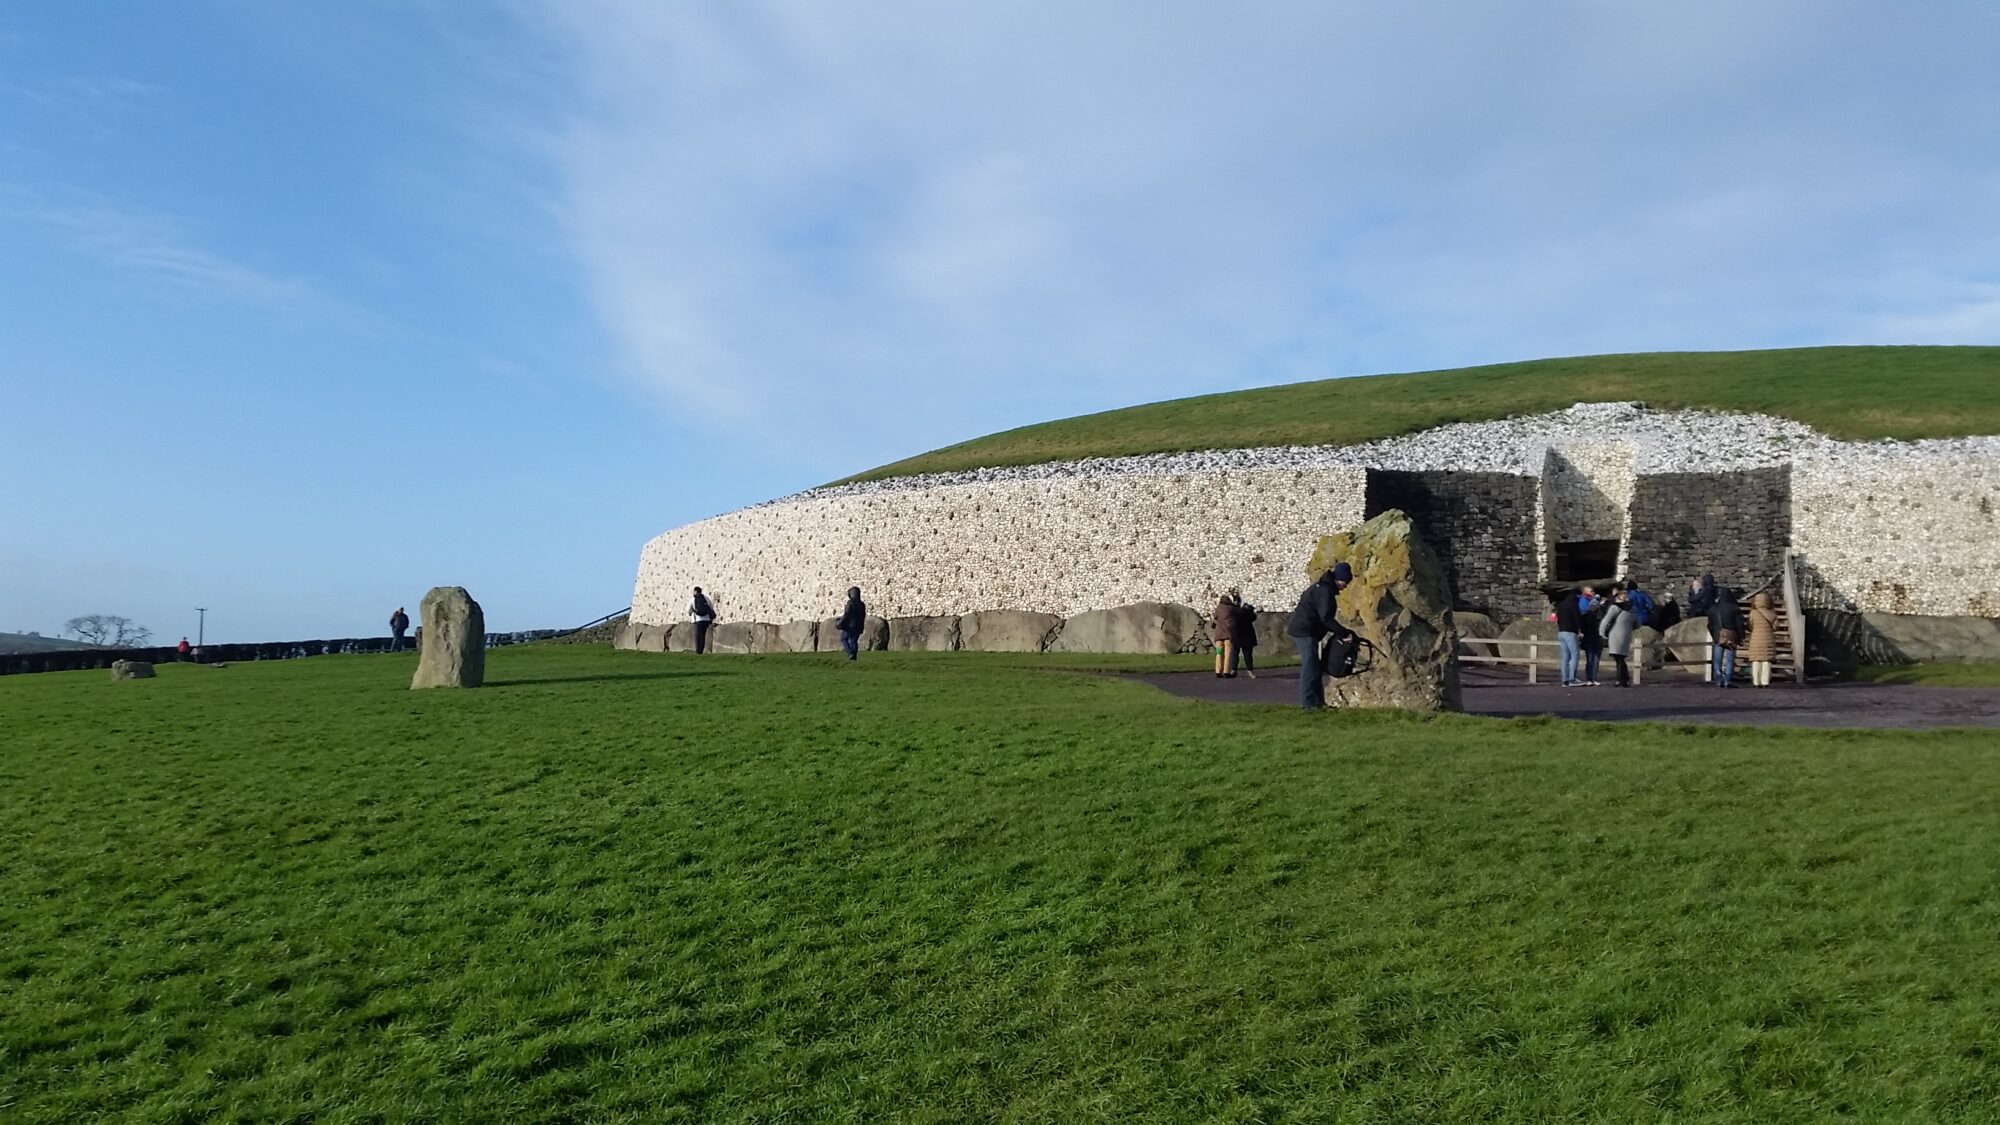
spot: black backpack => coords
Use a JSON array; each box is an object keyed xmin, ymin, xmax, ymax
[{"xmin": 1322, "ymin": 632, "xmax": 1366, "ymax": 678}]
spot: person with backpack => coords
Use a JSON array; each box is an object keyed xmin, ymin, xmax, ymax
[
  {"xmin": 688, "ymin": 587, "xmax": 717, "ymax": 654},
  {"xmin": 389, "ymin": 607, "xmax": 410, "ymax": 652},
  {"xmin": 1624, "ymin": 580, "xmax": 1656, "ymax": 630},
  {"xmin": 1233, "ymin": 598, "xmax": 1260, "ymax": 679},
  {"xmin": 1697, "ymin": 575, "xmax": 1744, "ymax": 688},
  {"xmin": 1285, "ymin": 562, "xmax": 1354, "ymax": 711},
  {"xmin": 1599, "ymin": 585, "xmax": 1637, "ymax": 687},
  {"xmin": 835, "ymin": 586, "xmax": 867, "ymax": 661},
  {"xmin": 1578, "ymin": 584, "xmax": 1606, "ymax": 686}
]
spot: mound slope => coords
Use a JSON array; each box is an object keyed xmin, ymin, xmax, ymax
[{"xmin": 850, "ymin": 345, "xmax": 2000, "ymax": 482}]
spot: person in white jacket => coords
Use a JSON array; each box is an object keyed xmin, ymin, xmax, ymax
[
  {"xmin": 688, "ymin": 587, "xmax": 717, "ymax": 654},
  {"xmin": 1599, "ymin": 585, "xmax": 1637, "ymax": 687}
]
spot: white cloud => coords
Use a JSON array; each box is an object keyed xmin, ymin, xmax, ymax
[{"xmin": 527, "ymin": 0, "xmax": 2000, "ymax": 470}]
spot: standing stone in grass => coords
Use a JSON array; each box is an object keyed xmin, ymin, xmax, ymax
[
  {"xmin": 110, "ymin": 659, "xmax": 155, "ymax": 681},
  {"xmin": 1304, "ymin": 509, "xmax": 1461, "ymax": 711},
  {"xmin": 412, "ymin": 586, "xmax": 485, "ymax": 689}
]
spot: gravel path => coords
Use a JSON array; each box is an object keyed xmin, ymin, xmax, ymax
[{"xmin": 1129, "ymin": 664, "xmax": 2000, "ymax": 729}]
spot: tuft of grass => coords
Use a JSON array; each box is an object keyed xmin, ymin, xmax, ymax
[
  {"xmin": 847, "ymin": 345, "xmax": 2000, "ymax": 481},
  {"xmin": 1850, "ymin": 662, "xmax": 2000, "ymax": 688},
  {"xmin": 4, "ymin": 646, "xmax": 1999, "ymax": 1122}
]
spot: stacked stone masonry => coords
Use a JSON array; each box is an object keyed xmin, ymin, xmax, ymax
[{"xmin": 630, "ymin": 403, "xmax": 2000, "ymax": 643}]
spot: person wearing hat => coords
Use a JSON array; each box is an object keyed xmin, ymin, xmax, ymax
[{"xmin": 1285, "ymin": 561, "xmax": 1355, "ymax": 710}]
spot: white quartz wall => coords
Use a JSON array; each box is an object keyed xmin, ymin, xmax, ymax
[
  {"xmin": 633, "ymin": 467, "xmax": 1368, "ymax": 625},
  {"xmin": 1792, "ymin": 450, "xmax": 2000, "ymax": 616},
  {"xmin": 630, "ymin": 405, "xmax": 2000, "ymax": 627}
]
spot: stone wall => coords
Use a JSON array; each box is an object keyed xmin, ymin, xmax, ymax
[
  {"xmin": 1791, "ymin": 452, "xmax": 2000, "ymax": 617},
  {"xmin": 1623, "ymin": 466, "xmax": 1792, "ymax": 593},
  {"xmin": 629, "ymin": 407, "xmax": 2000, "ymax": 642},
  {"xmin": 1363, "ymin": 470, "xmax": 1543, "ymax": 620},
  {"xmin": 633, "ymin": 466, "xmax": 1368, "ymax": 626}
]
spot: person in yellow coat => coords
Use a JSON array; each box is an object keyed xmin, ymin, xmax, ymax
[{"xmin": 1744, "ymin": 591, "xmax": 1779, "ymax": 687}]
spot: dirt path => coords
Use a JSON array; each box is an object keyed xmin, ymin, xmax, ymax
[{"xmin": 1127, "ymin": 664, "xmax": 2000, "ymax": 729}]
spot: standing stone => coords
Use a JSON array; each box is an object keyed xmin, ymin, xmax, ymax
[
  {"xmin": 412, "ymin": 586, "xmax": 485, "ymax": 689},
  {"xmin": 1304, "ymin": 509, "xmax": 1462, "ymax": 711},
  {"xmin": 110, "ymin": 660, "xmax": 156, "ymax": 681}
]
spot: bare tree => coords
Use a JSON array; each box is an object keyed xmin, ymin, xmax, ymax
[{"xmin": 63, "ymin": 615, "xmax": 154, "ymax": 648}]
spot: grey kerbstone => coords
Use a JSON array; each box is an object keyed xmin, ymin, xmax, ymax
[
  {"xmin": 1859, "ymin": 612, "xmax": 2000, "ymax": 664},
  {"xmin": 1047, "ymin": 602, "xmax": 1205, "ymax": 654},
  {"xmin": 777, "ymin": 620, "xmax": 818, "ymax": 653},
  {"xmin": 889, "ymin": 615, "xmax": 960, "ymax": 652},
  {"xmin": 412, "ymin": 586, "xmax": 485, "ymax": 689},
  {"xmin": 958, "ymin": 610, "xmax": 1062, "ymax": 652},
  {"xmin": 711, "ymin": 622, "xmax": 782, "ymax": 654}
]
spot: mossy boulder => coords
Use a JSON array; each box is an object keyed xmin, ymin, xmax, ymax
[{"xmin": 1305, "ymin": 510, "xmax": 1461, "ymax": 711}]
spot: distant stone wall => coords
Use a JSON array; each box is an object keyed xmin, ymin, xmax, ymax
[
  {"xmin": 1792, "ymin": 452, "xmax": 2000, "ymax": 617},
  {"xmin": 1623, "ymin": 466, "xmax": 1792, "ymax": 593},
  {"xmin": 1363, "ymin": 470, "xmax": 1543, "ymax": 619},
  {"xmin": 633, "ymin": 466, "xmax": 1369, "ymax": 626}
]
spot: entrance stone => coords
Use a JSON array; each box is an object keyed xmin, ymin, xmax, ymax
[{"xmin": 1304, "ymin": 509, "xmax": 1461, "ymax": 711}]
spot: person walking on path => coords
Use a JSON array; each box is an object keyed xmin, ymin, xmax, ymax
[
  {"xmin": 1285, "ymin": 563, "xmax": 1354, "ymax": 710},
  {"xmin": 688, "ymin": 587, "xmax": 717, "ymax": 654},
  {"xmin": 1233, "ymin": 598, "xmax": 1260, "ymax": 679},
  {"xmin": 836, "ymin": 586, "xmax": 867, "ymax": 661},
  {"xmin": 1599, "ymin": 586, "xmax": 1636, "ymax": 687},
  {"xmin": 1211, "ymin": 592, "xmax": 1239, "ymax": 678},
  {"xmin": 1553, "ymin": 586, "xmax": 1586, "ymax": 687},
  {"xmin": 1744, "ymin": 591, "xmax": 1779, "ymax": 687},
  {"xmin": 389, "ymin": 607, "xmax": 410, "ymax": 652}
]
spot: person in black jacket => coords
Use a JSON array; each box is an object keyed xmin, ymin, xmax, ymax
[
  {"xmin": 836, "ymin": 586, "xmax": 867, "ymax": 661},
  {"xmin": 1285, "ymin": 562, "xmax": 1353, "ymax": 710},
  {"xmin": 1553, "ymin": 587, "xmax": 1585, "ymax": 687},
  {"xmin": 1687, "ymin": 573, "xmax": 1736, "ymax": 685},
  {"xmin": 1707, "ymin": 581, "xmax": 1744, "ymax": 688},
  {"xmin": 1233, "ymin": 598, "xmax": 1259, "ymax": 679},
  {"xmin": 389, "ymin": 607, "xmax": 410, "ymax": 652}
]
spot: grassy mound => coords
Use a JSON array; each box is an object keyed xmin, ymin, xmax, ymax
[
  {"xmin": 852, "ymin": 345, "xmax": 2000, "ymax": 481},
  {"xmin": 6, "ymin": 646, "xmax": 1998, "ymax": 1121}
]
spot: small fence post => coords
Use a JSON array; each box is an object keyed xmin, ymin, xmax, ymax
[
  {"xmin": 1527, "ymin": 635, "xmax": 1538, "ymax": 684},
  {"xmin": 1702, "ymin": 642, "xmax": 1713, "ymax": 683},
  {"xmin": 1633, "ymin": 637, "xmax": 1644, "ymax": 685}
]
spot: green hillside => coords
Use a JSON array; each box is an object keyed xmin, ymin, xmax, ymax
[{"xmin": 851, "ymin": 346, "xmax": 2000, "ymax": 482}]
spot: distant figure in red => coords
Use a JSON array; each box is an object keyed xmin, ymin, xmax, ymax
[
  {"xmin": 177, "ymin": 636, "xmax": 192, "ymax": 662},
  {"xmin": 390, "ymin": 607, "xmax": 411, "ymax": 652}
]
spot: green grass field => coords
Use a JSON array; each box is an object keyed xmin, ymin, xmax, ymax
[
  {"xmin": 850, "ymin": 345, "xmax": 2000, "ymax": 481},
  {"xmin": 5, "ymin": 646, "xmax": 1998, "ymax": 1122},
  {"xmin": 1851, "ymin": 662, "xmax": 2000, "ymax": 688}
]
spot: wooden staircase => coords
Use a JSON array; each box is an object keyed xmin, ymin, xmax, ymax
[{"xmin": 1729, "ymin": 551, "xmax": 1808, "ymax": 684}]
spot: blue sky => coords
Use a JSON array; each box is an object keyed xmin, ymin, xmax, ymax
[{"xmin": 4, "ymin": 2, "xmax": 1997, "ymax": 642}]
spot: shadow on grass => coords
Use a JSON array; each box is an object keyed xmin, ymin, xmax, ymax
[{"xmin": 485, "ymin": 670, "xmax": 730, "ymax": 688}]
